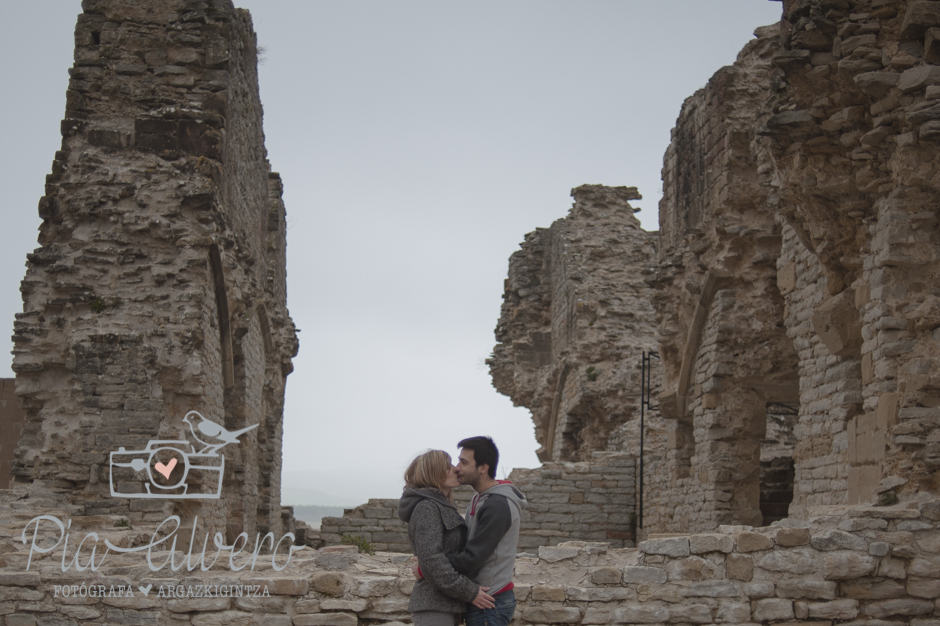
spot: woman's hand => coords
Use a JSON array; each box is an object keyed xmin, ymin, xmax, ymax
[{"xmin": 471, "ymin": 586, "xmax": 495, "ymax": 609}]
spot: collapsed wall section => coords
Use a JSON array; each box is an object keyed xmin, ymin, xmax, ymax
[
  {"xmin": 9, "ymin": 0, "xmax": 297, "ymax": 539},
  {"xmin": 489, "ymin": 185, "xmax": 660, "ymax": 464}
]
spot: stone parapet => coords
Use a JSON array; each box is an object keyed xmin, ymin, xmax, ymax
[{"xmin": 5, "ymin": 487, "xmax": 940, "ymax": 626}]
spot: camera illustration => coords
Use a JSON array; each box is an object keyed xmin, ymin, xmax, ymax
[{"xmin": 109, "ymin": 411, "xmax": 257, "ymax": 500}]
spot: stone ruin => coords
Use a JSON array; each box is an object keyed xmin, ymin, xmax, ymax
[
  {"xmin": 6, "ymin": 1, "xmax": 940, "ymax": 626},
  {"xmin": 8, "ymin": 0, "xmax": 300, "ymax": 544}
]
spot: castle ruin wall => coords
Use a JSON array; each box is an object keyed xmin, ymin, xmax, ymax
[{"xmin": 9, "ymin": 0, "xmax": 298, "ymax": 540}]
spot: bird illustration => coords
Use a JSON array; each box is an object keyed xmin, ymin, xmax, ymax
[{"xmin": 182, "ymin": 411, "xmax": 258, "ymax": 455}]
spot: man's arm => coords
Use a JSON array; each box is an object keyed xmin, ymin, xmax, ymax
[{"xmin": 447, "ymin": 495, "xmax": 512, "ymax": 578}]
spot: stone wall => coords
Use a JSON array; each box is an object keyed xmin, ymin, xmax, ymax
[
  {"xmin": 320, "ymin": 452, "xmax": 637, "ymax": 552},
  {"xmin": 489, "ymin": 185, "xmax": 662, "ymax": 464},
  {"xmin": 0, "ymin": 380, "xmax": 26, "ymax": 490},
  {"xmin": 9, "ymin": 0, "xmax": 297, "ymax": 539},
  {"xmin": 649, "ymin": 0, "xmax": 940, "ymax": 531},
  {"xmin": 7, "ymin": 485, "xmax": 940, "ymax": 626}
]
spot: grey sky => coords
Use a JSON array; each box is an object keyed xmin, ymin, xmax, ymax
[{"xmin": 0, "ymin": 1, "xmax": 782, "ymax": 505}]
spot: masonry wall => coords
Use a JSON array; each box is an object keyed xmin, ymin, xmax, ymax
[
  {"xmin": 648, "ymin": 23, "xmax": 802, "ymax": 535},
  {"xmin": 9, "ymin": 0, "xmax": 298, "ymax": 539},
  {"xmin": 7, "ymin": 486, "xmax": 940, "ymax": 626},
  {"xmin": 320, "ymin": 453, "xmax": 637, "ymax": 552}
]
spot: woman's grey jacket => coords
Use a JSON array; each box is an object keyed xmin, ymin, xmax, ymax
[{"xmin": 398, "ymin": 487, "xmax": 479, "ymax": 614}]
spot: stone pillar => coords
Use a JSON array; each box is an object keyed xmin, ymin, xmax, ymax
[{"xmin": 10, "ymin": 0, "xmax": 297, "ymax": 536}]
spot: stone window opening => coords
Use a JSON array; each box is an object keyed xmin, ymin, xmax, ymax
[{"xmin": 760, "ymin": 401, "xmax": 798, "ymax": 526}]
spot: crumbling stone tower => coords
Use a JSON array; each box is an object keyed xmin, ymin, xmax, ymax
[
  {"xmin": 10, "ymin": 0, "xmax": 298, "ymax": 540},
  {"xmin": 490, "ymin": 185, "xmax": 661, "ymax": 463}
]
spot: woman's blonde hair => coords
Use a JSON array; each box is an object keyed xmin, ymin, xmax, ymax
[{"xmin": 404, "ymin": 449, "xmax": 453, "ymax": 499}]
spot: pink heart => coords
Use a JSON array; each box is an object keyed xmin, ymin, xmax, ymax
[{"xmin": 155, "ymin": 458, "xmax": 178, "ymax": 479}]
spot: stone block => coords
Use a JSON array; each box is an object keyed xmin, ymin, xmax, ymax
[
  {"xmin": 807, "ymin": 599, "xmax": 859, "ymax": 620},
  {"xmin": 754, "ymin": 598, "xmax": 794, "ymax": 621},
  {"xmin": 581, "ymin": 607, "xmax": 613, "ymax": 625},
  {"xmin": 191, "ymin": 611, "xmax": 255, "ymax": 626},
  {"xmin": 612, "ymin": 604, "xmax": 670, "ymax": 624},
  {"xmin": 168, "ymin": 598, "xmax": 231, "ymax": 612},
  {"xmin": 590, "ymin": 566, "xmax": 622, "ymax": 584},
  {"xmin": 776, "ymin": 578, "xmax": 837, "ymax": 600},
  {"xmin": 909, "ymin": 578, "xmax": 940, "ymax": 598},
  {"xmin": 901, "ymin": 0, "xmax": 940, "ymax": 37},
  {"xmin": 899, "ymin": 66, "xmax": 940, "ymax": 93},
  {"xmin": 811, "ymin": 529, "xmax": 868, "ymax": 551},
  {"xmin": 757, "ymin": 548, "xmax": 817, "ymax": 574},
  {"xmin": 848, "ymin": 465, "xmax": 882, "ymax": 505},
  {"xmin": 735, "ymin": 531, "xmax": 773, "ymax": 552},
  {"xmin": 622, "ymin": 566, "xmax": 667, "ymax": 584},
  {"xmin": 320, "ymin": 600, "xmax": 368, "ymax": 612},
  {"xmin": 532, "ymin": 586, "xmax": 566, "ymax": 602},
  {"xmin": 310, "ymin": 572, "xmax": 347, "ymax": 597},
  {"xmin": 369, "ymin": 598, "xmax": 410, "ymax": 614},
  {"xmin": 682, "ymin": 581, "xmax": 740, "ymax": 597},
  {"xmin": 726, "ymin": 553, "xmax": 754, "ymax": 581},
  {"xmin": 778, "ymin": 262, "xmax": 797, "ymax": 295},
  {"xmin": 293, "ymin": 614, "xmax": 358, "ymax": 626},
  {"xmin": 638, "ymin": 536, "xmax": 690, "ymax": 557},
  {"xmin": 690, "ymin": 533, "xmax": 734, "ymax": 554},
  {"xmin": 743, "ymin": 582, "xmax": 775, "ymax": 598},
  {"xmin": 521, "ymin": 607, "xmax": 581, "ymax": 623},
  {"xmin": 566, "ymin": 587, "xmax": 635, "ymax": 602},
  {"xmin": 356, "ymin": 577, "xmax": 396, "ymax": 597},
  {"xmin": 716, "ymin": 600, "xmax": 751, "ymax": 622},
  {"xmin": 822, "ymin": 551, "xmax": 877, "ymax": 579},
  {"xmin": 667, "ymin": 604, "xmax": 712, "ymax": 623},
  {"xmin": 853, "ymin": 71, "xmax": 901, "ymax": 98},
  {"xmin": 862, "ymin": 599, "xmax": 934, "ymax": 618},
  {"xmin": 776, "ymin": 528, "xmax": 811, "ymax": 547},
  {"xmin": 538, "ymin": 546, "xmax": 580, "ymax": 562},
  {"xmin": 812, "ymin": 290, "xmax": 863, "ymax": 357}
]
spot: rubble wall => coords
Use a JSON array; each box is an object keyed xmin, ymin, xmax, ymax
[
  {"xmin": 320, "ymin": 453, "xmax": 637, "ymax": 552},
  {"xmin": 9, "ymin": 0, "xmax": 297, "ymax": 539}
]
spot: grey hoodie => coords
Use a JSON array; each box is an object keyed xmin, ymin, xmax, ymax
[
  {"xmin": 447, "ymin": 481, "xmax": 527, "ymax": 594},
  {"xmin": 398, "ymin": 487, "xmax": 479, "ymax": 614}
]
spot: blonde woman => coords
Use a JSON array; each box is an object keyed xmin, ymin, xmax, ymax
[{"xmin": 398, "ymin": 450, "xmax": 495, "ymax": 626}]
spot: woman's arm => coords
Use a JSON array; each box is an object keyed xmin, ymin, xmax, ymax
[{"xmin": 410, "ymin": 501, "xmax": 483, "ymax": 603}]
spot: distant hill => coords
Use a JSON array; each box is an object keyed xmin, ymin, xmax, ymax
[{"xmin": 289, "ymin": 505, "xmax": 346, "ymax": 529}]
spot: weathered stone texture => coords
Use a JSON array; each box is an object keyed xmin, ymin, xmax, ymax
[
  {"xmin": 6, "ymin": 491, "xmax": 940, "ymax": 626},
  {"xmin": 10, "ymin": 0, "xmax": 298, "ymax": 539}
]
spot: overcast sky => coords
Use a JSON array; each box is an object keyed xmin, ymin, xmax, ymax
[{"xmin": 0, "ymin": 1, "xmax": 782, "ymax": 506}]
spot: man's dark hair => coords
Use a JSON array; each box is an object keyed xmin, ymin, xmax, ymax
[{"xmin": 458, "ymin": 436, "xmax": 499, "ymax": 479}]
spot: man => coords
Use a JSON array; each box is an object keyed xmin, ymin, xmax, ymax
[{"xmin": 448, "ymin": 436, "xmax": 527, "ymax": 626}]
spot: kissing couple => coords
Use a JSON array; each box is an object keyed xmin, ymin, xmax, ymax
[{"xmin": 398, "ymin": 436, "xmax": 528, "ymax": 626}]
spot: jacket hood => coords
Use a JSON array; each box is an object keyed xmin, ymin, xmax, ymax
[
  {"xmin": 398, "ymin": 486, "xmax": 457, "ymax": 522},
  {"xmin": 483, "ymin": 481, "xmax": 528, "ymax": 511}
]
